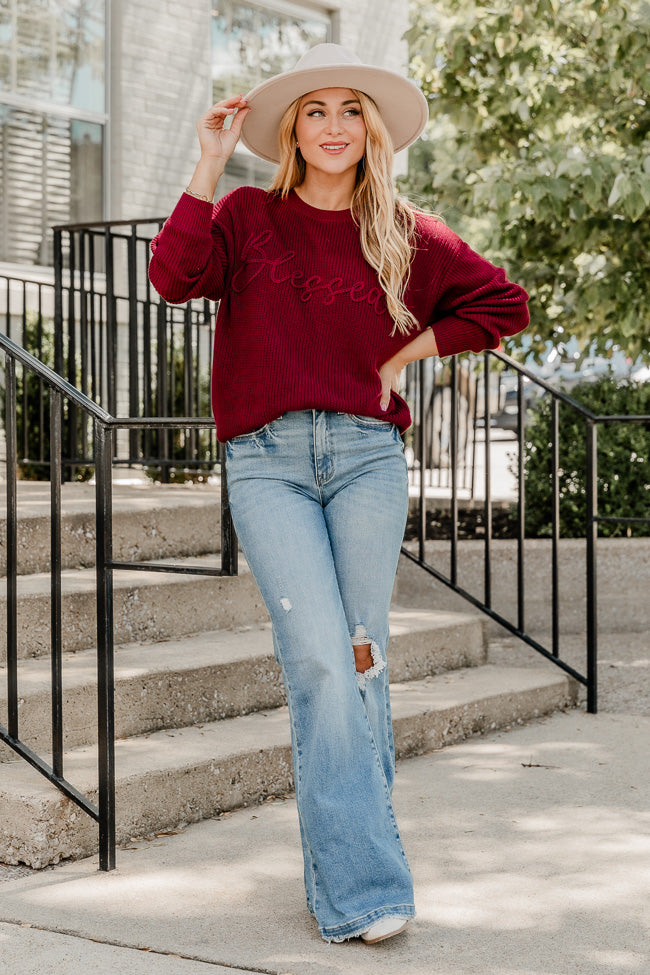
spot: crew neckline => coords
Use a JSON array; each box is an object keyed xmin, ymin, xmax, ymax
[{"xmin": 285, "ymin": 189, "xmax": 355, "ymax": 223}]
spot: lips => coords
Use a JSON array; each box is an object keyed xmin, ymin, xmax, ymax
[{"xmin": 320, "ymin": 143, "xmax": 349, "ymax": 152}]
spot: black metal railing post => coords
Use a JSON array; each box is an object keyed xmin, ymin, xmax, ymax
[
  {"xmin": 105, "ymin": 229, "xmax": 117, "ymax": 418},
  {"xmin": 483, "ymin": 352, "xmax": 492, "ymax": 607},
  {"xmin": 516, "ymin": 371, "xmax": 526, "ymax": 632},
  {"xmin": 156, "ymin": 299, "xmax": 170, "ymax": 481},
  {"xmin": 95, "ymin": 418, "xmax": 116, "ymax": 870},
  {"xmin": 5, "ymin": 357, "xmax": 19, "ymax": 740},
  {"xmin": 551, "ymin": 398, "xmax": 560, "ymax": 657},
  {"xmin": 53, "ymin": 229, "xmax": 64, "ymax": 378},
  {"xmin": 450, "ymin": 358, "xmax": 458, "ymax": 586},
  {"xmin": 127, "ymin": 227, "xmax": 140, "ymax": 462},
  {"xmin": 220, "ymin": 442, "xmax": 239, "ymax": 576},
  {"xmin": 50, "ymin": 389, "xmax": 64, "ymax": 776},
  {"xmin": 585, "ymin": 419, "xmax": 598, "ymax": 714},
  {"xmin": 417, "ymin": 359, "xmax": 426, "ymax": 562},
  {"xmin": 20, "ymin": 281, "xmax": 29, "ymax": 463},
  {"xmin": 66, "ymin": 231, "xmax": 78, "ymax": 475}
]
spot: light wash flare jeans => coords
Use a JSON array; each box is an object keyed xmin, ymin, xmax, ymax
[{"xmin": 224, "ymin": 410, "xmax": 415, "ymax": 942}]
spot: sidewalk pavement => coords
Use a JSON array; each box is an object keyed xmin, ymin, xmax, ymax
[{"xmin": 1, "ymin": 707, "xmax": 648, "ymax": 975}]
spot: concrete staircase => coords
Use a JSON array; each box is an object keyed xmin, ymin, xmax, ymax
[{"xmin": 0, "ymin": 482, "xmax": 578, "ymax": 868}]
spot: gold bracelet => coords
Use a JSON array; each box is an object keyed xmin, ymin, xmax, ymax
[{"xmin": 184, "ymin": 186, "xmax": 212, "ymax": 202}]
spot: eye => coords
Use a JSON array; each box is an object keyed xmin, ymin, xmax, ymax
[
  {"xmin": 307, "ymin": 109, "xmax": 325, "ymax": 117},
  {"xmin": 344, "ymin": 108, "xmax": 361, "ymax": 117}
]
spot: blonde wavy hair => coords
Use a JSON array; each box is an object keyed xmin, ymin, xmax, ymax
[{"xmin": 268, "ymin": 89, "xmax": 419, "ymax": 336}]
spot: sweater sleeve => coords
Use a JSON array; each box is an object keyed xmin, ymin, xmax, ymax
[
  {"xmin": 148, "ymin": 192, "xmax": 233, "ymax": 304},
  {"xmin": 428, "ymin": 239, "xmax": 529, "ymax": 358}
]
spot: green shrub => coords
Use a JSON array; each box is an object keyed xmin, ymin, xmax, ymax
[
  {"xmin": 1, "ymin": 315, "xmax": 54, "ymax": 480},
  {"xmin": 521, "ymin": 375, "xmax": 650, "ymax": 538},
  {"xmin": 146, "ymin": 344, "xmax": 215, "ymax": 483},
  {"xmin": 1, "ymin": 314, "xmax": 92, "ymax": 481}
]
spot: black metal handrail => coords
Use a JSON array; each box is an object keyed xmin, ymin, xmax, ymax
[
  {"xmin": 0, "ymin": 330, "xmax": 237, "ymax": 871},
  {"xmin": 402, "ymin": 347, "xmax": 650, "ymax": 714}
]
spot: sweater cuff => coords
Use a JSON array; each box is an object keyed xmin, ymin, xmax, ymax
[
  {"xmin": 152, "ymin": 192, "xmax": 216, "ymax": 274},
  {"xmin": 429, "ymin": 316, "xmax": 498, "ymax": 358},
  {"xmin": 166, "ymin": 191, "xmax": 216, "ymax": 236}
]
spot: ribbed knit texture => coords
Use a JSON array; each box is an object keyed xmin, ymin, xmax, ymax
[{"xmin": 149, "ymin": 187, "xmax": 529, "ymax": 442}]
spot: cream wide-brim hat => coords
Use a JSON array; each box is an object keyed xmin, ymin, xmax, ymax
[{"xmin": 240, "ymin": 43, "xmax": 429, "ymax": 164}]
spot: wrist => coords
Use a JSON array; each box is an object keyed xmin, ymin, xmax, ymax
[
  {"xmin": 392, "ymin": 350, "xmax": 410, "ymax": 371},
  {"xmin": 186, "ymin": 157, "xmax": 226, "ymax": 202}
]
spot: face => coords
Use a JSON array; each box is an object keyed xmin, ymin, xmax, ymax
[{"xmin": 294, "ymin": 87, "xmax": 367, "ymax": 179}]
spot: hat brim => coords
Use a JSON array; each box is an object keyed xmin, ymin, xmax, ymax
[{"xmin": 240, "ymin": 63, "xmax": 429, "ymax": 164}]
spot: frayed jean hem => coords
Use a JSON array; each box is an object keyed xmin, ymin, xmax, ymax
[{"xmin": 320, "ymin": 905, "xmax": 415, "ymax": 943}]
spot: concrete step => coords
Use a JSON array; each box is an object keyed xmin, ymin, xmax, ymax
[
  {"xmin": 0, "ymin": 482, "xmax": 223, "ymax": 576},
  {"xmin": 0, "ymin": 557, "xmax": 267, "ymax": 663},
  {"xmin": 0, "ymin": 608, "xmax": 486, "ymax": 761},
  {"xmin": 0, "ymin": 664, "xmax": 578, "ymax": 867}
]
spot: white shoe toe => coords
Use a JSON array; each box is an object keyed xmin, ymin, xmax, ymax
[{"xmin": 360, "ymin": 916, "xmax": 408, "ymax": 944}]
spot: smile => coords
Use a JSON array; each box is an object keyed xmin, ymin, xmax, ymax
[{"xmin": 320, "ymin": 143, "xmax": 349, "ymax": 152}]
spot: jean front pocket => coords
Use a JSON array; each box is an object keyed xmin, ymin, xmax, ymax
[
  {"xmin": 347, "ymin": 413, "xmax": 395, "ymax": 431},
  {"xmin": 228, "ymin": 422, "xmax": 271, "ymax": 444}
]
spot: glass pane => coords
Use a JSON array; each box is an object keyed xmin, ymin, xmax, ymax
[
  {"xmin": 16, "ymin": 12, "xmax": 51, "ymax": 101},
  {"xmin": 2, "ymin": 0, "xmax": 105, "ymax": 112},
  {"xmin": 70, "ymin": 119, "xmax": 103, "ymax": 222},
  {"xmin": 58, "ymin": 0, "xmax": 105, "ymax": 112},
  {"xmin": 0, "ymin": 7, "xmax": 14, "ymax": 94},
  {"xmin": 212, "ymin": 0, "xmax": 330, "ymax": 102}
]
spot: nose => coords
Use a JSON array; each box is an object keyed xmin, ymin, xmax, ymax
[{"xmin": 326, "ymin": 115, "xmax": 343, "ymax": 135}]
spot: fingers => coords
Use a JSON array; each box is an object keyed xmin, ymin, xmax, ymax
[
  {"xmin": 218, "ymin": 94, "xmax": 249, "ymax": 108},
  {"xmin": 380, "ymin": 376, "xmax": 392, "ymax": 411},
  {"xmin": 379, "ymin": 359, "xmax": 402, "ymax": 411},
  {"xmin": 202, "ymin": 95, "xmax": 248, "ymax": 122},
  {"xmin": 228, "ymin": 103, "xmax": 250, "ymax": 138}
]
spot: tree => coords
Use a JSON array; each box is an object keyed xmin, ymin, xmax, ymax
[{"xmin": 403, "ymin": 0, "xmax": 650, "ymax": 360}]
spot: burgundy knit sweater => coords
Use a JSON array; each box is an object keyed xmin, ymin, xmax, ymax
[{"xmin": 149, "ymin": 187, "xmax": 529, "ymax": 442}]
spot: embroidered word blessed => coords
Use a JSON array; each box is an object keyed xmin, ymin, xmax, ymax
[{"xmin": 231, "ymin": 231, "xmax": 387, "ymax": 315}]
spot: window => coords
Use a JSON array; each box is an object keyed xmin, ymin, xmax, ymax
[
  {"xmin": 0, "ymin": 0, "xmax": 106, "ymax": 265},
  {"xmin": 212, "ymin": 0, "xmax": 331, "ymax": 191}
]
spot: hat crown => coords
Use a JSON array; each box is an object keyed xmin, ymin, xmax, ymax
[{"xmin": 293, "ymin": 43, "xmax": 363, "ymax": 72}]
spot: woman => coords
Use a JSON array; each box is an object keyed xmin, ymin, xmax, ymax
[{"xmin": 149, "ymin": 43, "xmax": 529, "ymax": 944}]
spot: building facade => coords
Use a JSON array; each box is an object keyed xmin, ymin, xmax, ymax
[{"xmin": 0, "ymin": 0, "xmax": 409, "ymax": 272}]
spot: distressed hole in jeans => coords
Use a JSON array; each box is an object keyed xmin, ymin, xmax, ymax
[
  {"xmin": 280, "ymin": 597, "xmax": 292, "ymax": 612},
  {"xmin": 351, "ymin": 624, "xmax": 386, "ymax": 689}
]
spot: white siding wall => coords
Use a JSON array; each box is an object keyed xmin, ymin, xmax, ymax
[{"xmin": 110, "ymin": 0, "xmax": 213, "ymax": 219}]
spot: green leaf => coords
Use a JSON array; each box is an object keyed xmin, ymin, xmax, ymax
[
  {"xmin": 556, "ymin": 157, "xmax": 585, "ymax": 179},
  {"xmin": 623, "ymin": 190, "xmax": 648, "ymax": 222},
  {"xmin": 608, "ymin": 172, "xmax": 631, "ymax": 208},
  {"xmin": 582, "ymin": 174, "xmax": 603, "ymax": 208},
  {"xmin": 638, "ymin": 174, "xmax": 650, "ymax": 206}
]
